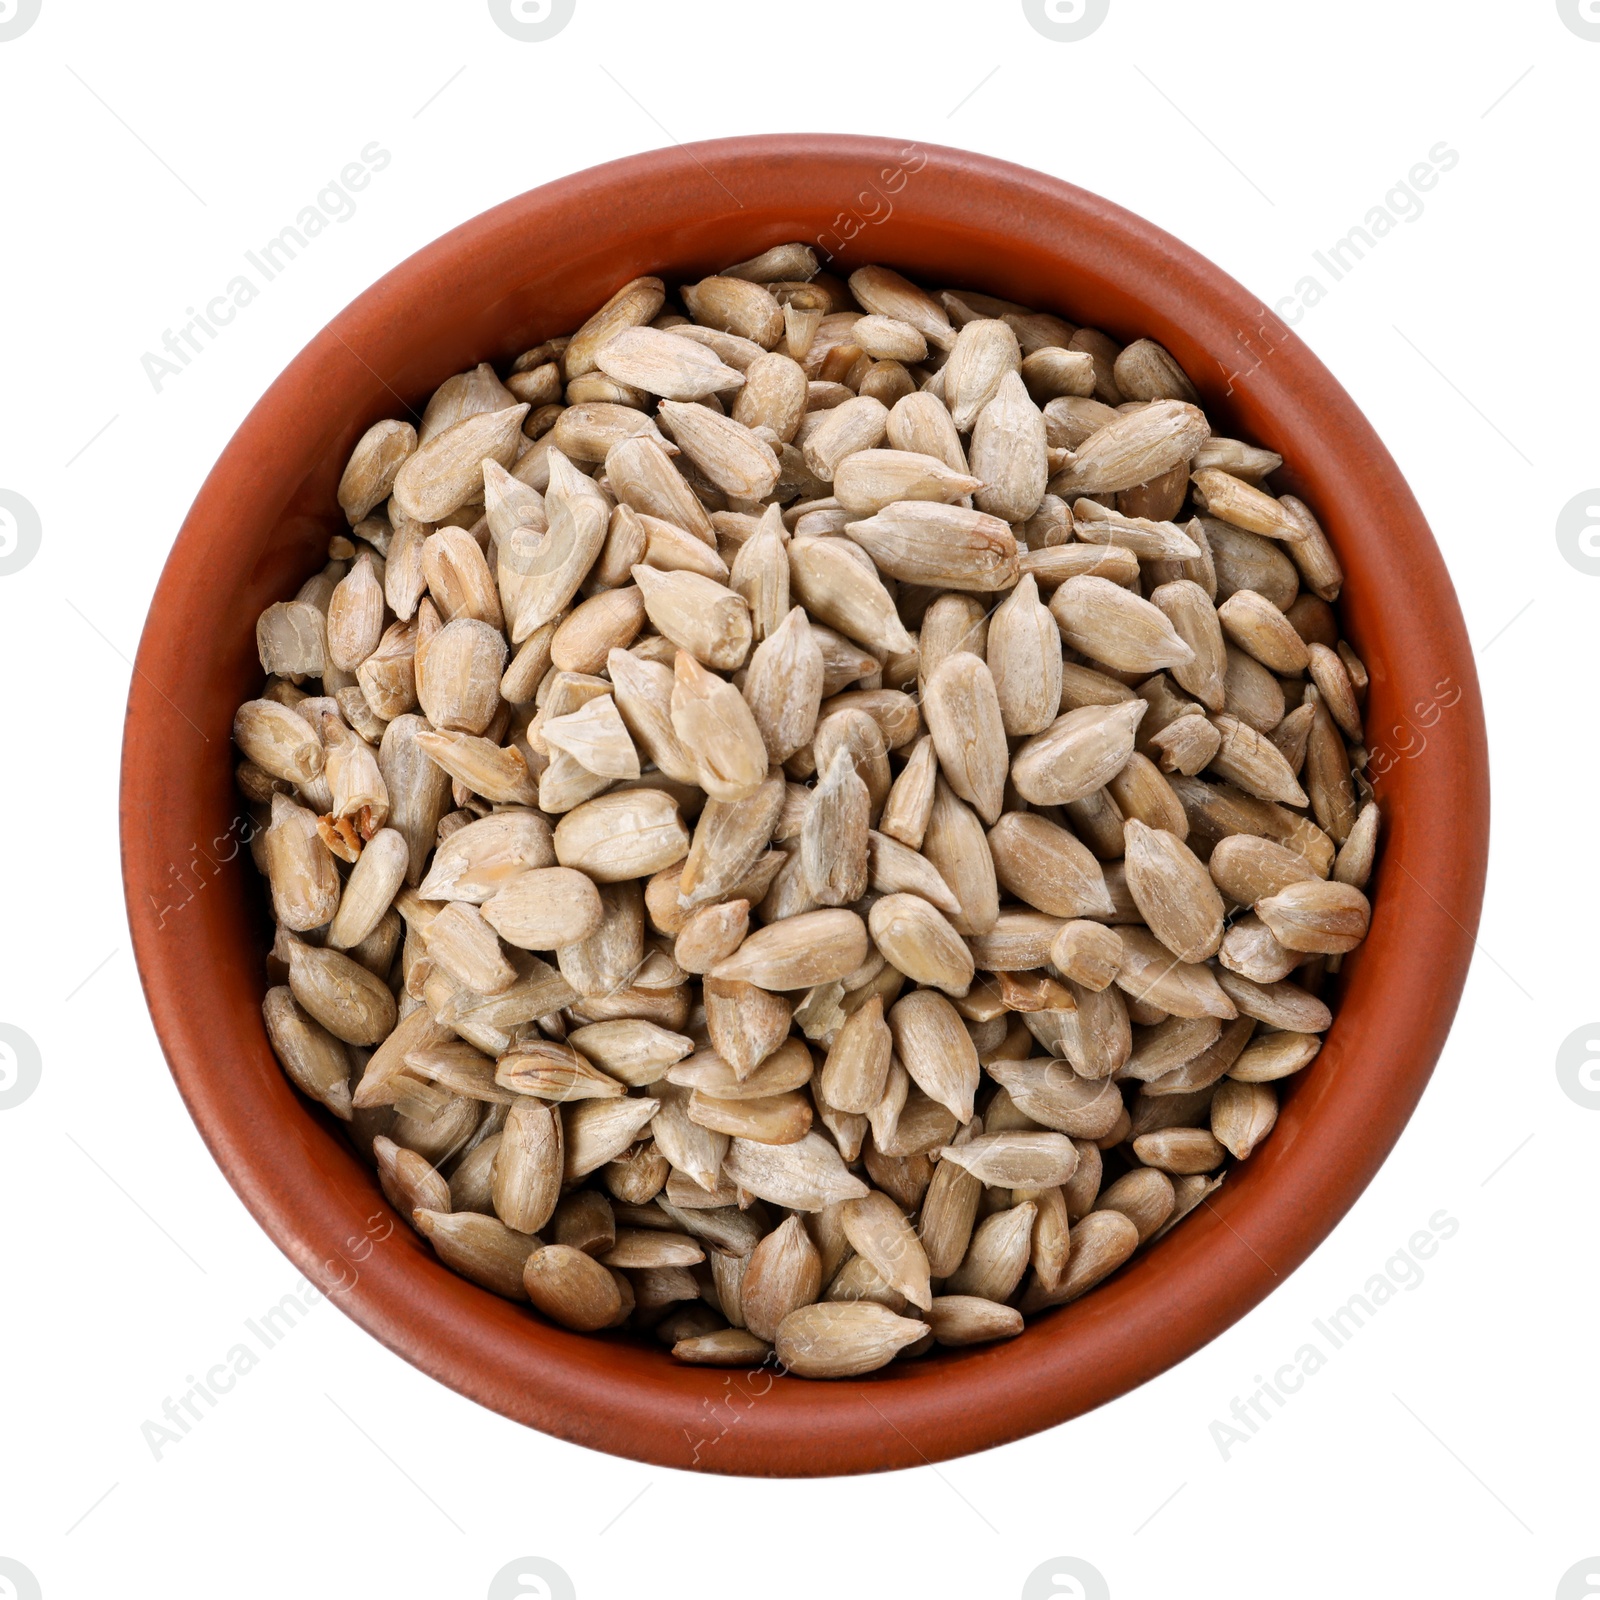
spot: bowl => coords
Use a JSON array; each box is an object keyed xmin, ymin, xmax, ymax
[{"xmin": 120, "ymin": 134, "xmax": 1489, "ymax": 1476}]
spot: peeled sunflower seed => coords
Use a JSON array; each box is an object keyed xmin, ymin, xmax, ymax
[{"xmin": 241, "ymin": 251, "xmax": 1377, "ymax": 1377}]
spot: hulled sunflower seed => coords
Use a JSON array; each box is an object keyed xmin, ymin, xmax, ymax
[{"xmin": 244, "ymin": 253, "xmax": 1377, "ymax": 1374}]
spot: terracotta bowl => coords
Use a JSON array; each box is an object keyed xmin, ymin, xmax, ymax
[{"xmin": 121, "ymin": 135, "xmax": 1488, "ymax": 1476}]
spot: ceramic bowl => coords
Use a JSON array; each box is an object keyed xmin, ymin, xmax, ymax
[{"xmin": 121, "ymin": 135, "xmax": 1488, "ymax": 1476}]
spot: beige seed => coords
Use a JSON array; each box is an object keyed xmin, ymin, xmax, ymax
[
  {"xmin": 606, "ymin": 436, "xmax": 714, "ymax": 546},
  {"xmin": 338, "ymin": 420, "xmax": 416, "ymax": 523},
  {"xmin": 922, "ymin": 651, "xmax": 1009, "ymax": 824},
  {"xmin": 788, "ymin": 535, "xmax": 915, "ymax": 655},
  {"xmin": 921, "ymin": 778, "xmax": 1001, "ymax": 936},
  {"xmin": 688, "ymin": 1088, "xmax": 812, "ymax": 1144},
  {"xmin": 711, "ymin": 908, "xmax": 868, "ymax": 991},
  {"xmin": 1218, "ymin": 913, "xmax": 1299, "ymax": 984},
  {"xmin": 1229, "ymin": 1030, "xmax": 1322, "ymax": 1083},
  {"xmin": 819, "ymin": 992, "xmax": 893, "ymax": 1114},
  {"xmin": 1050, "ymin": 920, "xmax": 1123, "ymax": 990},
  {"xmin": 479, "ymin": 866, "xmax": 603, "ymax": 951},
  {"xmin": 723, "ymin": 1132, "xmax": 869, "ymax": 1211},
  {"xmin": 392, "ymin": 404, "xmax": 527, "ymax": 523},
  {"xmin": 493, "ymin": 1100, "xmax": 564, "ymax": 1232},
  {"xmin": 1021, "ymin": 1209, "xmax": 1140, "ymax": 1309},
  {"xmin": 926, "ymin": 1295, "xmax": 1024, "ymax": 1346},
  {"xmin": 845, "ymin": 501, "xmax": 1020, "ymax": 592},
  {"xmin": 1011, "ymin": 700, "xmax": 1145, "ymax": 807},
  {"xmin": 937, "ymin": 1131, "xmax": 1079, "ymax": 1188},
  {"xmin": 946, "ymin": 1201, "xmax": 1036, "ymax": 1302},
  {"xmin": 1122, "ymin": 820, "xmax": 1225, "ymax": 963},
  {"xmin": 1218, "ymin": 588, "xmax": 1311, "ymax": 675},
  {"xmin": 1207, "ymin": 714, "xmax": 1309, "ymax": 807},
  {"xmin": 605, "ymin": 649, "xmax": 700, "ymax": 785},
  {"xmin": 563, "ymin": 276, "xmax": 666, "ymax": 377},
  {"xmin": 632, "ymin": 566, "xmax": 752, "ymax": 672},
  {"xmin": 422, "ymin": 901, "xmax": 516, "ymax": 996},
  {"xmin": 285, "ymin": 937, "xmax": 396, "ymax": 1046},
  {"xmin": 1089, "ymin": 1169, "xmax": 1173, "ymax": 1245},
  {"xmin": 669, "ymin": 650, "xmax": 767, "ymax": 801},
  {"xmin": 682, "ymin": 275, "xmax": 784, "ymax": 348},
  {"xmin": 987, "ymin": 1058, "xmax": 1123, "ymax": 1139},
  {"xmin": 866, "ymin": 830, "xmax": 960, "ymax": 914},
  {"xmin": 970, "ymin": 369, "xmax": 1048, "ymax": 522},
  {"xmin": 775, "ymin": 1299, "xmax": 926, "ymax": 1378},
  {"xmin": 801, "ymin": 749, "xmax": 871, "ymax": 907},
  {"xmin": 523, "ymin": 1243, "xmax": 625, "ymax": 1331},
  {"xmin": 677, "ymin": 773, "xmax": 786, "ymax": 907},
  {"xmin": 553, "ymin": 790, "xmax": 690, "ymax": 883},
  {"xmin": 832, "ymin": 449, "xmax": 980, "ymax": 517},
  {"xmin": 727, "ymin": 502, "xmax": 790, "ymax": 643},
  {"xmin": 563, "ymin": 1097, "xmax": 660, "ymax": 1179},
  {"xmin": 595, "ymin": 324, "xmax": 743, "ymax": 400},
  {"xmin": 263, "ymin": 794, "xmax": 341, "ymax": 932},
  {"xmin": 987, "ymin": 575, "xmax": 1063, "ymax": 737},
  {"xmin": 262, "ymin": 987, "xmax": 351, "ymax": 1119},
  {"xmin": 1255, "ymin": 878, "xmax": 1371, "ymax": 953},
  {"xmin": 374, "ymin": 1136, "xmax": 451, "ymax": 1216},
  {"xmin": 1208, "ymin": 833, "xmax": 1322, "ymax": 906},
  {"xmin": 234, "ymin": 699, "xmax": 323, "ymax": 786},
  {"xmin": 1050, "ymin": 399, "xmax": 1211, "ymax": 496},
  {"xmin": 732, "ymin": 351, "xmax": 809, "ymax": 441},
  {"xmin": 800, "ymin": 394, "xmax": 890, "ymax": 481},
  {"xmin": 878, "ymin": 734, "xmax": 938, "ymax": 850},
  {"xmin": 888, "ymin": 989, "xmax": 980, "ymax": 1122},
  {"xmin": 414, "ymin": 1210, "xmax": 536, "ymax": 1300},
  {"xmin": 1131, "ymin": 1127, "xmax": 1227, "ymax": 1175},
  {"xmin": 1114, "ymin": 926, "xmax": 1237, "ymax": 1020},
  {"xmin": 1216, "ymin": 971, "xmax": 1331, "ymax": 1034},
  {"xmin": 673, "ymin": 899, "xmax": 751, "ymax": 975},
  {"xmin": 1211, "ymin": 1078, "xmax": 1278, "ymax": 1159},
  {"xmin": 1051, "ymin": 575, "xmax": 1194, "ymax": 674},
  {"xmin": 1149, "ymin": 579, "xmax": 1227, "ymax": 710},
  {"xmin": 869, "ymin": 894, "xmax": 974, "ymax": 997},
  {"xmin": 842, "ymin": 1192, "xmax": 933, "ymax": 1310},
  {"xmin": 742, "ymin": 605, "xmax": 825, "ymax": 764},
  {"xmin": 740, "ymin": 1215, "xmax": 823, "ymax": 1342},
  {"xmin": 1334, "ymin": 800, "xmax": 1380, "ymax": 890},
  {"xmin": 566, "ymin": 1020, "xmax": 692, "ymax": 1087},
  {"xmin": 326, "ymin": 553, "xmax": 386, "ymax": 673},
  {"xmin": 413, "ymin": 728, "xmax": 539, "ymax": 806},
  {"xmin": 657, "ymin": 400, "xmax": 780, "ymax": 499},
  {"xmin": 543, "ymin": 694, "xmax": 640, "ymax": 781},
  {"xmin": 1191, "ymin": 468, "xmax": 1305, "ymax": 542},
  {"xmin": 1303, "ymin": 691, "xmax": 1358, "ymax": 844}
]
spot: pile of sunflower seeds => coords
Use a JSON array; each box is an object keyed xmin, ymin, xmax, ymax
[{"xmin": 238, "ymin": 244, "xmax": 1378, "ymax": 1378}]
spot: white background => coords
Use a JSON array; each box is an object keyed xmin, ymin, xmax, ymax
[{"xmin": 1, "ymin": 2, "xmax": 1594, "ymax": 1597}]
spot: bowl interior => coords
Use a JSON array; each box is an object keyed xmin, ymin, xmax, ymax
[{"xmin": 122, "ymin": 135, "xmax": 1487, "ymax": 1476}]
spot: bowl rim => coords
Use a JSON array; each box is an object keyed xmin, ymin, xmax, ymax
[{"xmin": 120, "ymin": 133, "xmax": 1489, "ymax": 1476}]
